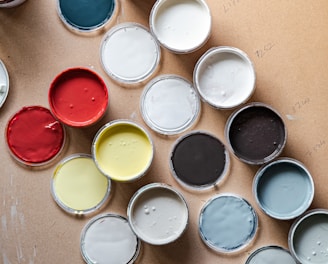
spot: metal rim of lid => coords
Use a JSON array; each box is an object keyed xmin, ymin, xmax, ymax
[{"xmin": 0, "ymin": 59, "xmax": 9, "ymax": 108}]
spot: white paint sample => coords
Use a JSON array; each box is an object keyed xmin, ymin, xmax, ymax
[
  {"xmin": 150, "ymin": 0, "xmax": 211, "ymax": 53},
  {"xmin": 0, "ymin": 60, "xmax": 9, "ymax": 108},
  {"xmin": 101, "ymin": 23, "xmax": 160, "ymax": 83},
  {"xmin": 289, "ymin": 210, "xmax": 328, "ymax": 264},
  {"xmin": 194, "ymin": 46, "xmax": 255, "ymax": 109},
  {"xmin": 128, "ymin": 183, "xmax": 188, "ymax": 245},
  {"xmin": 81, "ymin": 214, "xmax": 140, "ymax": 264},
  {"xmin": 246, "ymin": 246, "xmax": 296, "ymax": 264},
  {"xmin": 140, "ymin": 75, "xmax": 200, "ymax": 135}
]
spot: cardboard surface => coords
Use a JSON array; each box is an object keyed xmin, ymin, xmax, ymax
[{"xmin": 1, "ymin": 0, "xmax": 328, "ymax": 263}]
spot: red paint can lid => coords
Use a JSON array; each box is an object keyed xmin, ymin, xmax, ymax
[
  {"xmin": 49, "ymin": 67, "xmax": 108, "ymax": 127},
  {"xmin": 6, "ymin": 105, "xmax": 66, "ymax": 167}
]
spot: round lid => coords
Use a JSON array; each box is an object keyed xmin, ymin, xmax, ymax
[
  {"xmin": 100, "ymin": 23, "xmax": 161, "ymax": 84},
  {"xmin": 199, "ymin": 194, "xmax": 258, "ymax": 253},
  {"xmin": 246, "ymin": 246, "xmax": 296, "ymax": 264},
  {"xmin": 57, "ymin": 0, "xmax": 116, "ymax": 33},
  {"xmin": 140, "ymin": 75, "xmax": 200, "ymax": 135},
  {"xmin": 51, "ymin": 153, "xmax": 111, "ymax": 215},
  {"xmin": 170, "ymin": 131, "xmax": 230, "ymax": 190},
  {"xmin": 48, "ymin": 67, "xmax": 108, "ymax": 127},
  {"xmin": 6, "ymin": 105, "xmax": 66, "ymax": 167},
  {"xmin": 0, "ymin": 59, "xmax": 9, "ymax": 108},
  {"xmin": 80, "ymin": 213, "xmax": 140, "ymax": 264}
]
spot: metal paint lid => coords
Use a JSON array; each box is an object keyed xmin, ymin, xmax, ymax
[
  {"xmin": 288, "ymin": 209, "xmax": 328, "ymax": 264},
  {"xmin": 100, "ymin": 23, "xmax": 161, "ymax": 84},
  {"xmin": 127, "ymin": 183, "xmax": 189, "ymax": 245},
  {"xmin": 199, "ymin": 193, "xmax": 258, "ymax": 253},
  {"xmin": 140, "ymin": 74, "xmax": 200, "ymax": 135},
  {"xmin": 80, "ymin": 213, "xmax": 141, "ymax": 264},
  {"xmin": 253, "ymin": 158, "xmax": 314, "ymax": 220},
  {"xmin": 51, "ymin": 153, "xmax": 111, "ymax": 215},
  {"xmin": 0, "ymin": 60, "xmax": 9, "ymax": 108},
  {"xmin": 169, "ymin": 130, "xmax": 230, "ymax": 191},
  {"xmin": 245, "ymin": 246, "xmax": 296, "ymax": 264},
  {"xmin": 193, "ymin": 46, "xmax": 256, "ymax": 109}
]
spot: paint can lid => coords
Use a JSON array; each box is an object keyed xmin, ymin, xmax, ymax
[
  {"xmin": 245, "ymin": 246, "xmax": 297, "ymax": 264},
  {"xmin": 199, "ymin": 193, "xmax": 258, "ymax": 253},
  {"xmin": 127, "ymin": 183, "xmax": 189, "ymax": 245},
  {"xmin": 140, "ymin": 74, "xmax": 201, "ymax": 135},
  {"xmin": 92, "ymin": 120, "xmax": 154, "ymax": 182},
  {"xmin": 253, "ymin": 158, "xmax": 314, "ymax": 220},
  {"xmin": 170, "ymin": 131, "xmax": 230, "ymax": 191},
  {"xmin": 193, "ymin": 46, "xmax": 256, "ymax": 109},
  {"xmin": 51, "ymin": 153, "xmax": 111, "ymax": 215},
  {"xmin": 100, "ymin": 22, "xmax": 161, "ymax": 84},
  {"xmin": 80, "ymin": 213, "xmax": 141, "ymax": 264},
  {"xmin": 57, "ymin": 0, "xmax": 118, "ymax": 35},
  {"xmin": 149, "ymin": 0, "xmax": 212, "ymax": 53},
  {"xmin": 288, "ymin": 209, "xmax": 328, "ymax": 264},
  {"xmin": 225, "ymin": 102, "xmax": 287, "ymax": 165},
  {"xmin": 0, "ymin": 60, "xmax": 9, "ymax": 108},
  {"xmin": 5, "ymin": 105, "xmax": 66, "ymax": 167},
  {"xmin": 48, "ymin": 67, "xmax": 109, "ymax": 127}
]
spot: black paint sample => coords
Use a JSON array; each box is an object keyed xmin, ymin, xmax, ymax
[
  {"xmin": 228, "ymin": 105, "xmax": 286, "ymax": 163},
  {"xmin": 171, "ymin": 132, "xmax": 227, "ymax": 187}
]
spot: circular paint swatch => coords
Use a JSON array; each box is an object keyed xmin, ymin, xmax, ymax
[
  {"xmin": 225, "ymin": 102, "xmax": 287, "ymax": 165},
  {"xmin": 81, "ymin": 214, "xmax": 140, "ymax": 264},
  {"xmin": 288, "ymin": 209, "xmax": 328, "ymax": 264},
  {"xmin": 92, "ymin": 120, "xmax": 154, "ymax": 182},
  {"xmin": 57, "ymin": 0, "xmax": 116, "ymax": 33},
  {"xmin": 127, "ymin": 183, "xmax": 189, "ymax": 245},
  {"xmin": 246, "ymin": 246, "xmax": 296, "ymax": 264},
  {"xmin": 170, "ymin": 131, "xmax": 229, "ymax": 190},
  {"xmin": 150, "ymin": 0, "xmax": 211, "ymax": 53},
  {"xmin": 101, "ymin": 23, "xmax": 161, "ymax": 84},
  {"xmin": 6, "ymin": 106, "xmax": 65, "ymax": 166},
  {"xmin": 199, "ymin": 194, "xmax": 258, "ymax": 253},
  {"xmin": 0, "ymin": 60, "xmax": 9, "ymax": 108},
  {"xmin": 0, "ymin": 0, "xmax": 27, "ymax": 8},
  {"xmin": 140, "ymin": 75, "xmax": 201, "ymax": 135},
  {"xmin": 49, "ymin": 67, "xmax": 108, "ymax": 127},
  {"xmin": 194, "ymin": 46, "xmax": 256, "ymax": 109},
  {"xmin": 254, "ymin": 158, "xmax": 314, "ymax": 220},
  {"xmin": 51, "ymin": 154, "xmax": 111, "ymax": 215}
]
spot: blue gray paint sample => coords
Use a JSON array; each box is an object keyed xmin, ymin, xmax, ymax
[
  {"xmin": 254, "ymin": 158, "xmax": 314, "ymax": 220},
  {"xmin": 58, "ymin": 0, "xmax": 116, "ymax": 31},
  {"xmin": 199, "ymin": 194, "xmax": 257, "ymax": 253},
  {"xmin": 246, "ymin": 246, "xmax": 296, "ymax": 264},
  {"xmin": 289, "ymin": 210, "xmax": 328, "ymax": 264}
]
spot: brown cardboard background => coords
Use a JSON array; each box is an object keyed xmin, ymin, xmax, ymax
[{"xmin": 1, "ymin": 0, "xmax": 328, "ymax": 263}]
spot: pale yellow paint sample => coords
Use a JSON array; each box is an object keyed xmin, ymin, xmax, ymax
[
  {"xmin": 52, "ymin": 155, "xmax": 109, "ymax": 212},
  {"xmin": 94, "ymin": 123, "xmax": 153, "ymax": 181}
]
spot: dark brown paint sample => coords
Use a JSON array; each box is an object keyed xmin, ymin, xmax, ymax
[{"xmin": 227, "ymin": 104, "xmax": 286, "ymax": 164}]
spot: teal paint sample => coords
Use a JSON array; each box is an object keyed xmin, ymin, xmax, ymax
[
  {"xmin": 199, "ymin": 194, "xmax": 258, "ymax": 253},
  {"xmin": 58, "ymin": 0, "xmax": 116, "ymax": 31},
  {"xmin": 254, "ymin": 158, "xmax": 314, "ymax": 220}
]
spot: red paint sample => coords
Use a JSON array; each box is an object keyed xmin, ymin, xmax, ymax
[
  {"xmin": 6, "ymin": 106, "xmax": 65, "ymax": 166},
  {"xmin": 49, "ymin": 67, "xmax": 108, "ymax": 127}
]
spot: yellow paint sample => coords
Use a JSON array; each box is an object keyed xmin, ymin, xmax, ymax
[
  {"xmin": 94, "ymin": 122, "xmax": 153, "ymax": 181},
  {"xmin": 52, "ymin": 155, "xmax": 110, "ymax": 213}
]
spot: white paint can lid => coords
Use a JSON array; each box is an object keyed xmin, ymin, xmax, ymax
[{"xmin": 0, "ymin": 59, "xmax": 9, "ymax": 108}]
